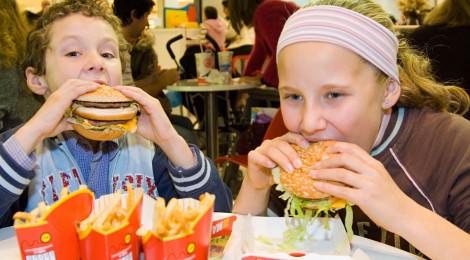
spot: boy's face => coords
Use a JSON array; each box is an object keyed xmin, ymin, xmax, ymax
[{"xmin": 40, "ymin": 13, "xmax": 122, "ymax": 93}]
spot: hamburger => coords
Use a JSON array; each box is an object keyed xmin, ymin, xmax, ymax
[
  {"xmin": 274, "ymin": 140, "xmax": 347, "ymax": 213},
  {"xmin": 272, "ymin": 140, "xmax": 354, "ymax": 242},
  {"xmin": 66, "ymin": 85, "xmax": 139, "ymax": 141}
]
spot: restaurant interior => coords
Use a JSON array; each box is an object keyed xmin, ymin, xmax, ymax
[
  {"xmin": 13, "ymin": 0, "xmax": 444, "ymax": 195},
  {"xmin": 3, "ymin": 0, "xmax": 470, "ymax": 259}
]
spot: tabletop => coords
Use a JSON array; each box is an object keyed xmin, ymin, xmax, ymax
[
  {"xmin": 167, "ymin": 77, "xmax": 260, "ymax": 92},
  {"xmin": 0, "ymin": 211, "xmax": 422, "ymax": 260}
]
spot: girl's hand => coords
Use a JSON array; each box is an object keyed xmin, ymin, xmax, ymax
[
  {"xmin": 246, "ymin": 132, "xmax": 310, "ymax": 190},
  {"xmin": 309, "ymin": 141, "xmax": 413, "ymax": 231}
]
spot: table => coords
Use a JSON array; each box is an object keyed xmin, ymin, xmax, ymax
[
  {"xmin": 167, "ymin": 78, "xmax": 259, "ymax": 159},
  {"xmin": 0, "ymin": 212, "xmax": 422, "ymax": 259}
]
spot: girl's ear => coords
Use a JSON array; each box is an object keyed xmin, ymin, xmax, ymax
[
  {"xmin": 382, "ymin": 79, "xmax": 401, "ymax": 109},
  {"xmin": 25, "ymin": 67, "xmax": 49, "ymax": 96}
]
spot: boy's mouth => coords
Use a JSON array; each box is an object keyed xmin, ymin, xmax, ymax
[{"xmin": 93, "ymin": 80, "xmax": 106, "ymax": 85}]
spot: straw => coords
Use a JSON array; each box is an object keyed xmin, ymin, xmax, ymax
[{"xmin": 199, "ymin": 38, "xmax": 204, "ymax": 53}]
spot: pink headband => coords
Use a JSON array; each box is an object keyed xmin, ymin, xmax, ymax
[{"xmin": 277, "ymin": 5, "xmax": 400, "ymax": 84}]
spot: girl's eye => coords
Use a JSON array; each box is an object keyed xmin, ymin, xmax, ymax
[
  {"xmin": 326, "ymin": 92, "xmax": 343, "ymax": 99},
  {"xmin": 287, "ymin": 94, "xmax": 302, "ymax": 101},
  {"xmin": 65, "ymin": 51, "xmax": 80, "ymax": 57},
  {"xmin": 101, "ymin": 52, "xmax": 115, "ymax": 58}
]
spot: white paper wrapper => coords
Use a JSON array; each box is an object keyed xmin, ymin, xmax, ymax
[{"xmin": 219, "ymin": 214, "xmax": 351, "ymax": 259}]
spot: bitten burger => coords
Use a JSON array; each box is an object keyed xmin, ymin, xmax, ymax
[
  {"xmin": 66, "ymin": 85, "xmax": 139, "ymax": 141},
  {"xmin": 275, "ymin": 140, "xmax": 347, "ymax": 212},
  {"xmin": 272, "ymin": 140, "xmax": 354, "ymax": 241}
]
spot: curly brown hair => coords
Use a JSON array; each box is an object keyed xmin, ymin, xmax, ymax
[
  {"xmin": 22, "ymin": 0, "xmax": 130, "ymax": 76},
  {"xmin": 306, "ymin": 0, "xmax": 469, "ymax": 115}
]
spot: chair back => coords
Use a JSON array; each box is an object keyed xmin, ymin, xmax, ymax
[
  {"xmin": 262, "ymin": 110, "xmax": 288, "ymax": 141},
  {"xmin": 232, "ymin": 54, "xmax": 250, "ymax": 76}
]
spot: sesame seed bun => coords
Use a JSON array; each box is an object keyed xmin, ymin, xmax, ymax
[
  {"xmin": 75, "ymin": 85, "xmax": 133, "ymax": 103},
  {"xmin": 280, "ymin": 141, "xmax": 346, "ymax": 209}
]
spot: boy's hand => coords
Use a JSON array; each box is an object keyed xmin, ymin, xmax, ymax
[
  {"xmin": 14, "ymin": 80, "xmax": 99, "ymax": 154},
  {"xmin": 114, "ymin": 85, "xmax": 195, "ymax": 168}
]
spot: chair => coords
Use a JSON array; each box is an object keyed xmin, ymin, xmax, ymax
[
  {"xmin": 214, "ymin": 110, "xmax": 288, "ymax": 196},
  {"xmin": 232, "ymin": 54, "xmax": 250, "ymax": 77}
]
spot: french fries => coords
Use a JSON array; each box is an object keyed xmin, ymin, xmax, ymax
[
  {"xmin": 138, "ymin": 193, "xmax": 215, "ymax": 239},
  {"xmin": 78, "ymin": 183, "xmax": 140, "ymax": 233},
  {"xmin": 13, "ymin": 185, "xmax": 89, "ymax": 225}
]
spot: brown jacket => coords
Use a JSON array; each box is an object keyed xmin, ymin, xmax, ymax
[{"xmin": 270, "ymin": 107, "xmax": 470, "ymax": 258}]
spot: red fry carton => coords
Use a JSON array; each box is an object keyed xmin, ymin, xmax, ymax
[
  {"xmin": 14, "ymin": 188, "xmax": 94, "ymax": 260},
  {"xmin": 77, "ymin": 187, "xmax": 143, "ymax": 260},
  {"xmin": 140, "ymin": 197, "xmax": 215, "ymax": 259}
]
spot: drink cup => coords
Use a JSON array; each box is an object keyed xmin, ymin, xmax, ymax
[
  {"xmin": 195, "ymin": 52, "xmax": 214, "ymax": 83},
  {"xmin": 217, "ymin": 51, "xmax": 233, "ymax": 82}
]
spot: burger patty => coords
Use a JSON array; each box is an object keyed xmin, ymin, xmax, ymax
[
  {"xmin": 75, "ymin": 116, "xmax": 130, "ymax": 127},
  {"xmin": 74, "ymin": 100, "xmax": 133, "ymax": 109}
]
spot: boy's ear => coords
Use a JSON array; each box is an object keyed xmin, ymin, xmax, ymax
[
  {"xmin": 382, "ymin": 79, "xmax": 401, "ymax": 109},
  {"xmin": 25, "ymin": 67, "xmax": 49, "ymax": 95}
]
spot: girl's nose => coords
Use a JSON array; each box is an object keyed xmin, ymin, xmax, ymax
[{"xmin": 300, "ymin": 105, "xmax": 327, "ymax": 135}]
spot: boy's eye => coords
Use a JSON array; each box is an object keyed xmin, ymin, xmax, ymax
[
  {"xmin": 66, "ymin": 51, "xmax": 80, "ymax": 57},
  {"xmin": 101, "ymin": 53, "xmax": 115, "ymax": 58}
]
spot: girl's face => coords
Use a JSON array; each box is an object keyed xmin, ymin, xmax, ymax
[
  {"xmin": 41, "ymin": 14, "xmax": 122, "ymax": 93},
  {"xmin": 278, "ymin": 42, "xmax": 390, "ymax": 152}
]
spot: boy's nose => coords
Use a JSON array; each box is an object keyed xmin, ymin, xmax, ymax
[{"xmin": 85, "ymin": 53, "xmax": 104, "ymax": 72}]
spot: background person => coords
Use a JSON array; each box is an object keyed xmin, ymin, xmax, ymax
[
  {"xmin": 113, "ymin": 0, "xmax": 199, "ymax": 145},
  {"xmin": 200, "ymin": 6, "xmax": 226, "ymax": 51},
  {"xmin": 222, "ymin": 0, "xmax": 254, "ymax": 57},
  {"xmin": 397, "ymin": 0, "xmax": 432, "ymax": 25},
  {"xmin": 23, "ymin": 0, "xmax": 52, "ymax": 30},
  {"xmin": 227, "ymin": 0, "xmax": 299, "ymax": 127},
  {"xmin": 233, "ymin": 0, "xmax": 470, "ymax": 259},
  {"xmin": 407, "ymin": 0, "xmax": 470, "ymax": 119},
  {"xmin": 228, "ymin": 0, "xmax": 299, "ymax": 88},
  {"xmin": 0, "ymin": 0, "xmax": 232, "ymax": 227},
  {"xmin": 0, "ymin": 0, "xmax": 43, "ymax": 134}
]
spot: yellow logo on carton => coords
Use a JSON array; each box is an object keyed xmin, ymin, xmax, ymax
[
  {"xmin": 124, "ymin": 233, "xmax": 131, "ymax": 244},
  {"xmin": 40, "ymin": 232, "xmax": 51, "ymax": 243},
  {"xmin": 186, "ymin": 242, "xmax": 195, "ymax": 254}
]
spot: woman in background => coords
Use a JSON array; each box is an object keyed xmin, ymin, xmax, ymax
[
  {"xmin": 228, "ymin": 0, "xmax": 299, "ymax": 87},
  {"xmin": 222, "ymin": 0, "xmax": 254, "ymax": 57},
  {"xmin": 0, "ymin": 0, "xmax": 43, "ymax": 134},
  {"xmin": 407, "ymin": 0, "xmax": 470, "ymax": 119}
]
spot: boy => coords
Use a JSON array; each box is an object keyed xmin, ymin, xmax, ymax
[{"xmin": 0, "ymin": 0, "xmax": 232, "ymax": 227}]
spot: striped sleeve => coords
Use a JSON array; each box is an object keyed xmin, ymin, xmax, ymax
[
  {"xmin": 167, "ymin": 145, "xmax": 211, "ymax": 193},
  {"xmin": 166, "ymin": 144, "xmax": 233, "ymax": 212},
  {"xmin": 0, "ymin": 138, "xmax": 35, "ymax": 197}
]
